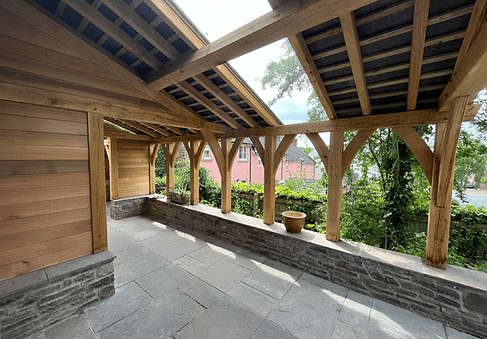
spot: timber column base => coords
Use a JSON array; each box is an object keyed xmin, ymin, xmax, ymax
[{"xmin": 426, "ymin": 202, "xmax": 452, "ymax": 269}]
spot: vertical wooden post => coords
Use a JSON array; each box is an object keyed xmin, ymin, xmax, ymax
[
  {"xmin": 108, "ymin": 138, "xmax": 119, "ymax": 200},
  {"xmin": 184, "ymin": 140, "xmax": 207, "ymax": 205},
  {"xmin": 149, "ymin": 143, "xmax": 160, "ymax": 194},
  {"xmin": 426, "ymin": 97, "xmax": 467, "ymax": 268},
  {"xmin": 162, "ymin": 143, "xmax": 180, "ymax": 192},
  {"xmin": 263, "ymin": 136, "xmax": 276, "ymax": 224},
  {"xmin": 327, "ymin": 131, "xmax": 344, "ymax": 242},
  {"xmin": 88, "ymin": 113, "xmax": 107, "ymax": 254},
  {"xmin": 221, "ymin": 138, "xmax": 232, "ymax": 213}
]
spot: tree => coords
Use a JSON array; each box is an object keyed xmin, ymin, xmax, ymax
[
  {"xmin": 154, "ymin": 146, "xmax": 166, "ymax": 178},
  {"xmin": 454, "ymin": 131, "xmax": 487, "ymax": 192}
]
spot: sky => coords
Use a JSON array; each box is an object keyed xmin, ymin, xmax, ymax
[{"xmin": 172, "ymin": 0, "xmax": 312, "ymax": 127}]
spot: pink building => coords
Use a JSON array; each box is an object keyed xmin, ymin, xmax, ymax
[{"xmin": 201, "ymin": 138, "xmax": 316, "ymax": 185}]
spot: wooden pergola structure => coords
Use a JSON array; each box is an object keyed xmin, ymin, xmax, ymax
[{"xmin": 1, "ymin": 0, "xmax": 487, "ymax": 284}]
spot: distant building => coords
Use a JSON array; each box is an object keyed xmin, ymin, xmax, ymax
[{"xmin": 201, "ymin": 138, "xmax": 315, "ymax": 185}]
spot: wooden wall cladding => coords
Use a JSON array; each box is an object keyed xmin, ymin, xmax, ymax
[
  {"xmin": 116, "ymin": 139, "xmax": 150, "ymax": 198},
  {"xmin": 0, "ymin": 100, "xmax": 92, "ymax": 281}
]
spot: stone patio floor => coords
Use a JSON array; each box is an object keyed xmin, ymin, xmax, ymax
[{"xmin": 30, "ymin": 209, "xmax": 479, "ymax": 339}]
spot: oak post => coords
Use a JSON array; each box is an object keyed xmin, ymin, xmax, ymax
[
  {"xmin": 221, "ymin": 138, "xmax": 232, "ymax": 213},
  {"xmin": 426, "ymin": 97, "xmax": 467, "ymax": 268},
  {"xmin": 326, "ymin": 131, "xmax": 344, "ymax": 241},
  {"xmin": 108, "ymin": 138, "xmax": 119, "ymax": 200},
  {"xmin": 149, "ymin": 143, "xmax": 160, "ymax": 194},
  {"xmin": 263, "ymin": 136, "xmax": 276, "ymax": 224},
  {"xmin": 162, "ymin": 143, "xmax": 180, "ymax": 192},
  {"xmin": 184, "ymin": 140, "xmax": 207, "ymax": 205},
  {"xmin": 88, "ymin": 113, "xmax": 108, "ymax": 253}
]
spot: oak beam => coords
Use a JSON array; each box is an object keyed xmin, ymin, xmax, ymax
[
  {"xmin": 88, "ymin": 112, "xmax": 108, "ymax": 253},
  {"xmin": 439, "ymin": 0, "xmax": 487, "ymax": 110},
  {"xmin": 326, "ymin": 131, "xmax": 344, "ymax": 242},
  {"xmin": 407, "ymin": 0, "xmax": 430, "ymax": 110},
  {"xmin": 393, "ymin": 127, "xmax": 434, "ymax": 185},
  {"xmin": 161, "ymin": 142, "xmax": 181, "ymax": 192},
  {"xmin": 0, "ymin": 82, "xmax": 226, "ymax": 132},
  {"xmin": 104, "ymin": 131, "xmax": 152, "ymax": 141},
  {"xmin": 341, "ymin": 129, "xmax": 374, "ymax": 178},
  {"xmin": 146, "ymin": 0, "xmax": 377, "ymax": 90},
  {"xmin": 287, "ymin": 33, "xmax": 336, "ymax": 119},
  {"xmin": 149, "ymin": 143, "xmax": 160, "ymax": 194},
  {"xmin": 340, "ymin": 12, "xmax": 371, "ymax": 115}
]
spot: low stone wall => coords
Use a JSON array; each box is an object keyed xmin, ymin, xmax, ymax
[
  {"xmin": 119, "ymin": 196, "xmax": 486, "ymax": 338},
  {"xmin": 110, "ymin": 195, "xmax": 149, "ymax": 220},
  {"xmin": 0, "ymin": 251, "xmax": 115, "ymax": 339}
]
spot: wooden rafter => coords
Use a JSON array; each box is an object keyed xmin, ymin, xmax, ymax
[
  {"xmin": 193, "ymin": 74, "xmax": 259, "ymax": 127},
  {"xmin": 177, "ymin": 81, "xmax": 242, "ymax": 129},
  {"xmin": 139, "ymin": 122, "xmax": 173, "ymax": 137},
  {"xmin": 105, "ymin": 131, "xmax": 151, "ymax": 141},
  {"xmin": 118, "ymin": 120, "xmax": 159, "ymax": 138},
  {"xmin": 288, "ymin": 33, "xmax": 336, "ymax": 119},
  {"xmin": 439, "ymin": 0, "xmax": 487, "ymax": 110},
  {"xmin": 340, "ymin": 12, "xmax": 371, "ymax": 115},
  {"xmin": 0, "ymin": 81, "xmax": 226, "ymax": 132},
  {"xmin": 104, "ymin": 117, "xmax": 141, "ymax": 135},
  {"xmin": 5, "ymin": 0, "xmax": 220, "ymax": 127},
  {"xmin": 146, "ymin": 0, "xmax": 377, "ymax": 90},
  {"xmin": 62, "ymin": 0, "xmax": 162, "ymax": 70},
  {"xmin": 407, "ymin": 0, "xmax": 430, "ymax": 110},
  {"xmin": 101, "ymin": 0, "xmax": 180, "ymax": 60}
]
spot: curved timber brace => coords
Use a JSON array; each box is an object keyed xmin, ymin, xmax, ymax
[
  {"xmin": 183, "ymin": 140, "xmax": 207, "ymax": 205},
  {"xmin": 161, "ymin": 142, "xmax": 181, "ymax": 192},
  {"xmin": 201, "ymin": 131, "xmax": 243, "ymax": 213}
]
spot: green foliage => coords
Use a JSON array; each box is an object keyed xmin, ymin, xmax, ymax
[
  {"xmin": 454, "ymin": 131, "xmax": 487, "ymax": 193},
  {"xmin": 154, "ymin": 147, "xmax": 166, "ymax": 178}
]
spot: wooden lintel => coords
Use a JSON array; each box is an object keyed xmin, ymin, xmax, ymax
[
  {"xmin": 407, "ymin": 0, "xmax": 430, "ymax": 110},
  {"xmin": 341, "ymin": 129, "xmax": 374, "ymax": 179},
  {"xmin": 393, "ymin": 127, "xmax": 434, "ymax": 185},
  {"xmin": 146, "ymin": 0, "xmax": 377, "ymax": 90}
]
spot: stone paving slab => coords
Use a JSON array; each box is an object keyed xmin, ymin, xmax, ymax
[
  {"xmin": 114, "ymin": 255, "xmax": 169, "ymax": 288},
  {"xmin": 172, "ymin": 295, "xmax": 265, "ymax": 339},
  {"xmin": 98, "ymin": 290, "xmax": 204, "ymax": 339},
  {"xmin": 46, "ymin": 315, "xmax": 96, "ymax": 339},
  {"xmin": 173, "ymin": 255, "xmax": 209, "ymax": 275},
  {"xmin": 250, "ymin": 320, "xmax": 299, "ymax": 339},
  {"xmin": 227, "ymin": 282, "xmax": 279, "ymax": 317},
  {"xmin": 84, "ymin": 281, "xmax": 152, "ymax": 333},
  {"xmin": 196, "ymin": 259, "xmax": 252, "ymax": 293}
]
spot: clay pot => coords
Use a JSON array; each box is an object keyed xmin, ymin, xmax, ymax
[{"xmin": 282, "ymin": 211, "xmax": 306, "ymax": 233}]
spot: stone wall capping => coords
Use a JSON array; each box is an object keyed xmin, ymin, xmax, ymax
[
  {"xmin": 422, "ymin": 262, "xmax": 487, "ymax": 292},
  {"xmin": 45, "ymin": 251, "xmax": 116, "ymax": 281},
  {"xmin": 359, "ymin": 244, "xmax": 424, "ymax": 273},
  {"xmin": 0, "ymin": 269, "xmax": 48, "ymax": 297}
]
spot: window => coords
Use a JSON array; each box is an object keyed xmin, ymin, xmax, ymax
[
  {"xmin": 286, "ymin": 162, "xmax": 289, "ymax": 172},
  {"xmin": 203, "ymin": 145, "xmax": 211, "ymax": 160},
  {"xmin": 239, "ymin": 146, "xmax": 247, "ymax": 161},
  {"xmin": 258, "ymin": 156, "xmax": 262, "ymax": 166},
  {"xmin": 239, "ymin": 179, "xmax": 247, "ymax": 184},
  {"xmin": 297, "ymin": 161, "xmax": 301, "ymax": 171}
]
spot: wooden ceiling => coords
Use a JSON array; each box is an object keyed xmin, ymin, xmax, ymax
[{"xmin": 2, "ymin": 0, "xmax": 486, "ymax": 141}]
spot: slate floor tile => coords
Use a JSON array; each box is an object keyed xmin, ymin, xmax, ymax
[
  {"xmin": 84, "ymin": 282, "xmax": 152, "ymax": 333},
  {"xmin": 269, "ymin": 278, "xmax": 346, "ymax": 339},
  {"xmin": 330, "ymin": 319, "xmax": 365, "ymax": 339},
  {"xmin": 112, "ymin": 243, "xmax": 156, "ymax": 267},
  {"xmin": 173, "ymin": 295, "xmax": 264, "ymax": 339},
  {"xmin": 178, "ymin": 274, "xmax": 225, "ymax": 308},
  {"xmin": 98, "ymin": 290, "xmax": 204, "ymax": 339},
  {"xmin": 226, "ymin": 249, "xmax": 266, "ymax": 270},
  {"xmin": 189, "ymin": 245, "xmax": 229, "ymax": 265},
  {"xmin": 196, "ymin": 259, "xmax": 252, "ymax": 293},
  {"xmin": 173, "ymin": 255, "xmax": 209, "ymax": 275},
  {"xmin": 46, "ymin": 315, "xmax": 96, "ymax": 339},
  {"xmin": 114, "ymin": 255, "xmax": 169, "ymax": 288},
  {"xmin": 445, "ymin": 326, "xmax": 479, "ymax": 339},
  {"xmin": 242, "ymin": 259, "xmax": 302, "ymax": 300},
  {"xmin": 366, "ymin": 299, "xmax": 446, "ymax": 339},
  {"xmin": 149, "ymin": 237, "xmax": 206, "ymax": 261},
  {"xmin": 227, "ymin": 282, "xmax": 278, "ymax": 317},
  {"xmin": 337, "ymin": 290, "xmax": 373, "ymax": 334},
  {"xmin": 108, "ymin": 231, "xmax": 138, "ymax": 252},
  {"xmin": 136, "ymin": 264, "xmax": 193, "ymax": 300},
  {"xmin": 251, "ymin": 320, "xmax": 299, "ymax": 339}
]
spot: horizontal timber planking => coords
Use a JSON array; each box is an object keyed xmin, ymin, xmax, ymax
[
  {"xmin": 0, "ymin": 241, "xmax": 92, "ymax": 281},
  {"xmin": 0, "ymin": 101, "xmax": 92, "ymax": 281},
  {"xmin": 0, "ymin": 196, "xmax": 90, "ymax": 221},
  {"xmin": 116, "ymin": 139, "xmax": 150, "ymax": 198},
  {"xmin": 0, "ymin": 231, "xmax": 92, "ymax": 267}
]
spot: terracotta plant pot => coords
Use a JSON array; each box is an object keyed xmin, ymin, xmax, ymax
[{"xmin": 282, "ymin": 211, "xmax": 306, "ymax": 233}]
